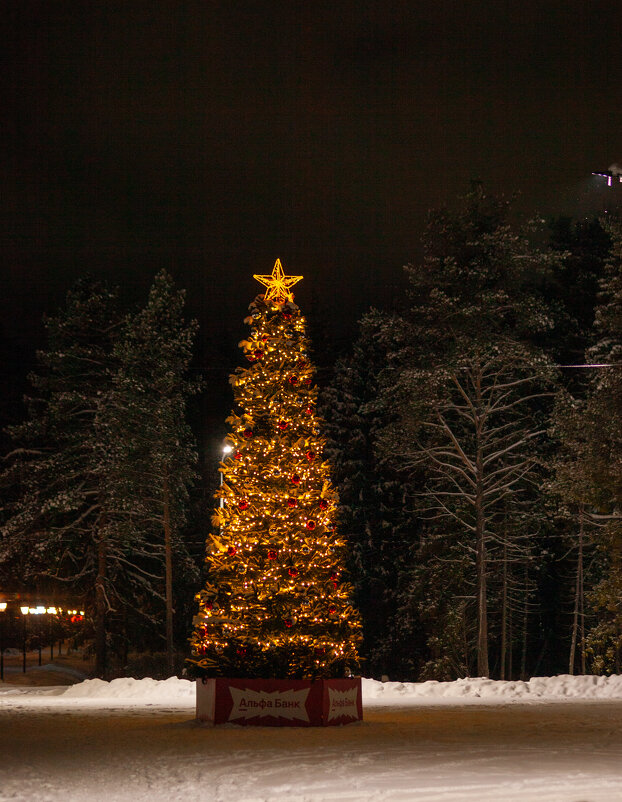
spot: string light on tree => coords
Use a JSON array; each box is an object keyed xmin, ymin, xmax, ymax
[{"xmin": 188, "ymin": 260, "xmax": 362, "ymax": 679}]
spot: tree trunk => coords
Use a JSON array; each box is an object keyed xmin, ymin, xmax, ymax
[
  {"xmin": 163, "ymin": 473, "xmax": 175, "ymax": 676},
  {"xmin": 95, "ymin": 535, "xmax": 107, "ymax": 679},
  {"xmin": 569, "ymin": 506, "xmax": 584, "ymax": 675},
  {"xmin": 501, "ymin": 542, "xmax": 508, "ymax": 680},
  {"xmin": 520, "ymin": 562, "xmax": 529, "ymax": 681},
  {"xmin": 475, "ymin": 448, "xmax": 489, "ymax": 677},
  {"xmin": 473, "ymin": 366, "xmax": 489, "ymax": 679},
  {"xmin": 613, "ymin": 532, "xmax": 622, "ymax": 674},
  {"xmin": 462, "ymin": 602, "xmax": 469, "ymax": 677},
  {"xmin": 579, "ymin": 512, "xmax": 586, "ymax": 674},
  {"xmin": 508, "ymin": 600, "xmax": 513, "ymax": 680}
]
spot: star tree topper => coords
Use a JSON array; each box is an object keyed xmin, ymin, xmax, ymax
[{"xmin": 253, "ymin": 258, "xmax": 303, "ymax": 303}]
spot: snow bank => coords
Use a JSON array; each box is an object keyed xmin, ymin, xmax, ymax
[
  {"xmin": 48, "ymin": 673, "xmax": 622, "ymax": 704},
  {"xmin": 62, "ymin": 675, "xmax": 196, "ymax": 702},
  {"xmin": 363, "ymin": 673, "xmax": 622, "ymax": 702},
  {"xmin": 3, "ymin": 673, "xmax": 621, "ymax": 706}
]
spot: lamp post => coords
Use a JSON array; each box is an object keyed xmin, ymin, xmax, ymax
[
  {"xmin": 47, "ymin": 607, "xmax": 57, "ymax": 661},
  {"xmin": 0, "ymin": 602, "xmax": 6, "ymax": 681},
  {"xmin": 34, "ymin": 606, "xmax": 45, "ymax": 666},
  {"xmin": 220, "ymin": 444, "xmax": 233, "ymax": 508},
  {"xmin": 20, "ymin": 606, "xmax": 29, "ymax": 673}
]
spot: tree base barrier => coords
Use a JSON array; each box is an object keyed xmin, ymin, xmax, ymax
[{"xmin": 196, "ymin": 676, "xmax": 362, "ymax": 726}]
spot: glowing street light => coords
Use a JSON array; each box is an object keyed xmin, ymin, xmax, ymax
[
  {"xmin": 20, "ymin": 607, "xmax": 29, "ymax": 673},
  {"xmin": 220, "ymin": 444, "xmax": 233, "ymax": 509}
]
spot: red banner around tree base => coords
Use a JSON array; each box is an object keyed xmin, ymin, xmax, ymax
[{"xmin": 196, "ymin": 677, "xmax": 362, "ymax": 726}]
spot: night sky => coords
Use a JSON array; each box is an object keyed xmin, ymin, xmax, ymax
[{"xmin": 2, "ymin": 1, "xmax": 622, "ymax": 446}]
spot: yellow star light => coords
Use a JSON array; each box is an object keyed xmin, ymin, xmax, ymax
[{"xmin": 253, "ymin": 258, "xmax": 303, "ymax": 304}]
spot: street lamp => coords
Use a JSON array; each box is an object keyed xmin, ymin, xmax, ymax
[
  {"xmin": 220, "ymin": 444, "xmax": 233, "ymax": 508},
  {"xmin": 30, "ymin": 607, "xmax": 45, "ymax": 666},
  {"xmin": 20, "ymin": 606, "xmax": 29, "ymax": 673},
  {"xmin": 46, "ymin": 607, "xmax": 57, "ymax": 660}
]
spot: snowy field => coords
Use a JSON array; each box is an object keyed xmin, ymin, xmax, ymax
[{"xmin": 2, "ymin": 675, "xmax": 622, "ymax": 802}]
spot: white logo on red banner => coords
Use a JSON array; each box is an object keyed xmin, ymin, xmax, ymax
[
  {"xmin": 327, "ymin": 686, "xmax": 359, "ymax": 722},
  {"xmin": 229, "ymin": 686, "xmax": 310, "ymax": 723}
]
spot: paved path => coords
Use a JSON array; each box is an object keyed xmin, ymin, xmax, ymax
[{"xmin": 1, "ymin": 698, "xmax": 621, "ymax": 801}]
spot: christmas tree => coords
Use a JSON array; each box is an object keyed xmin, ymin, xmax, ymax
[{"xmin": 189, "ymin": 260, "xmax": 361, "ymax": 679}]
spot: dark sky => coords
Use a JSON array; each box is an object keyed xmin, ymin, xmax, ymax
[{"xmin": 1, "ymin": 1, "xmax": 622, "ymax": 437}]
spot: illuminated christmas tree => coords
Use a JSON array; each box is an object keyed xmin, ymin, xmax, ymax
[{"xmin": 189, "ymin": 260, "xmax": 362, "ymax": 679}]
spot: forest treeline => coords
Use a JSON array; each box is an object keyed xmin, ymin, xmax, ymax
[
  {"xmin": 1, "ymin": 186, "xmax": 621, "ymax": 680},
  {"xmin": 0, "ymin": 271, "xmax": 202, "ymax": 677},
  {"xmin": 320, "ymin": 187, "xmax": 622, "ymax": 681}
]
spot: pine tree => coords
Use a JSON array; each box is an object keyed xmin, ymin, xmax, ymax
[
  {"xmin": 188, "ymin": 261, "xmax": 362, "ymax": 679},
  {"xmin": 372, "ymin": 186, "xmax": 562, "ymax": 679},
  {"xmin": 319, "ymin": 311, "xmax": 422, "ymax": 679},
  {"xmin": 1, "ymin": 274, "xmax": 202, "ymax": 677},
  {"xmin": 100, "ymin": 270, "xmax": 201, "ymax": 673},
  {"xmin": 383, "ymin": 338, "xmax": 557, "ymax": 677},
  {"xmin": 546, "ymin": 216, "xmax": 610, "ymax": 366},
  {"xmin": 0, "ymin": 279, "xmax": 122, "ymax": 676},
  {"xmin": 554, "ymin": 218, "xmax": 622, "ymax": 673}
]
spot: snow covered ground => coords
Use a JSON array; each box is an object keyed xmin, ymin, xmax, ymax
[{"xmin": 2, "ymin": 674, "xmax": 622, "ymax": 801}]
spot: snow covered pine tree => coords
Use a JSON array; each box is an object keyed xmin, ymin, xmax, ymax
[{"xmin": 188, "ymin": 260, "xmax": 362, "ymax": 726}]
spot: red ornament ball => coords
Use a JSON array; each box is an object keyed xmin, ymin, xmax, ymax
[
  {"xmin": 288, "ymin": 566, "xmax": 299, "ymax": 578},
  {"xmin": 305, "ymin": 450, "xmax": 316, "ymax": 461},
  {"xmin": 227, "ymin": 546, "xmax": 237, "ymax": 556},
  {"xmin": 328, "ymin": 605, "xmax": 337, "ymax": 614},
  {"xmin": 304, "ymin": 378, "xmax": 312, "ymax": 386},
  {"xmin": 243, "ymin": 428, "xmax": 254, "ymax": 439},
  {"xmin": 319, "ymin": 499, "xmax": 329, "ymax": 510},
  {"xmin": 288, "ymin": 375, "xmax": 299, "ymax": 385},
  {"xmin": 287, "ymin": 497, "xmax": 297, "ymax": 508},
  {"xmin": 306, "ymin": 520, "xmax": 316, "ymax": 530},
  {"xmin": 205, "ymin": 601, "xmax": 213, "ymax": 611},
  {"xmin": 234, "ymin": 451, "xmax": 242, "ymax": 460},
  {"xmin": 238, "ymin": 499, "xmax": 249, "ymax": 510},
  {"xmin": 254, "ymin": 350, "xmax": 264, "ymax": 359},
  {"xmin": 277, "ymin": 421, "xmax": 288, "ymax": 430},
  {"xmin": 290, "ymin": 474, "xmax": 301, "ymax": 485},
  {"xmin": 305, "ymin": 407, "xmax": 313, "ymax": 415},
  {"xmin": 267, "ymin": 549, "xmax": 278, "ymax": 560},
  {"xmin": 283, "ymin": 312, "xmax": 292, "ymax": 320},
  {"xmin": 284, "ymin": 618, "xmax": 293, "ymax": 627}
]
